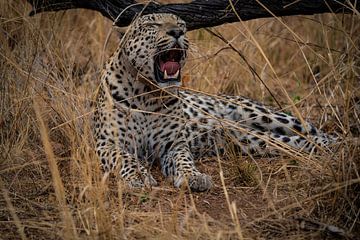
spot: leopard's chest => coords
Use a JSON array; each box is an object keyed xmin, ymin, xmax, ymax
[{"xmin": 116, "ymin": 101, "xmax": 185, "ymax": 160}]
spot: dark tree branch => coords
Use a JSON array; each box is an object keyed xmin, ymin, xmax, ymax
[{"xmin": 26, "ymin": 0, "xmax": 359, "ymax": 31}]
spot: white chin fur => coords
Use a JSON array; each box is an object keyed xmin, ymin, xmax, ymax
[{"xmin": 158, "ymin": 81, "xmax": 181, "ymax": 88}]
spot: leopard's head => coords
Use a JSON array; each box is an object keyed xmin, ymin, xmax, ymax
[{"xmin": 123, "ymin": 13, "xmax": 188, "ymax": 88}]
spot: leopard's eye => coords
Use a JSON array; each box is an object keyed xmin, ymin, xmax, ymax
[
  {"xmin": 143, "ymin": 22, "xmax": 162, "ymax": 27},
  {"xmin": 178, "ymin": 23, "xmax": 186, "ymax": 29}
]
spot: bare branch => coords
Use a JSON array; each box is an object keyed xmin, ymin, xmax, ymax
[{"xmin": 26, "ymin": 0, "xmax": 359, "ymax": 31}]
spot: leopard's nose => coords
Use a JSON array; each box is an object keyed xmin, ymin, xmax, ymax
[{"xmin": 166, "ymin": 28, "xmax": 184, "ymax": 39}]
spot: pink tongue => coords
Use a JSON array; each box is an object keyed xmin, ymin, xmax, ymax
[{"xmin": 160, "ymin": 61, "xmax": 180, "ymax": 75}]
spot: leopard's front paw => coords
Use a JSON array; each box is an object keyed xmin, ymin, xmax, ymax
[
  {"xmin": 126, "ymin": 173, "xmax": 157, "ymax": 188},
  {"xmin": 188, "ymin": 174, "xmax": 213, "ymax": 192},
  {"xmin": 144, "ymin": 174, "xmax": 158, "ymax": 187},
  {"xmin": 174, "ymin": 173, "xmax": 213, "ymax": 192},
  {"xmin": 127, "ymin": 178, "xmax": 145, "ymax": 188}
]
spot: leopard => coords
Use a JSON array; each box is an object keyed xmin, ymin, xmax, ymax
[{"xmin": 93, "ymin": 13, "xmax": 336, "ymax": 192}]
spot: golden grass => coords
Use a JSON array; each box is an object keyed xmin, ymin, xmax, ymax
[{"xmin": 1, "ymin": 0, "xmax": 359, "ymax": 239}]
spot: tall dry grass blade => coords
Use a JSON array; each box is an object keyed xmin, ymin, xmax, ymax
[
  {"xmin": 33, "ymin": 100, "xmax": 78, "ymax": 239},
  {"xmin": 0, "ymin": 180, "xmax": 27, "ymax": 240},
  {"xmin": 215, "ymin": 146, "xmax": 244, "ymax": 240}
]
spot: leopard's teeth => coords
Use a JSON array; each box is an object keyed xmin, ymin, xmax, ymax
[
  {"xmin": 163, "ymin": 69, "xmax": 180, "ymax": 80},
  {"xmin": 164, "ymin": 70, "xmax": 169, "ymax": 79},
  {"xmin": 173, "ymin": 70, "xmax": 180, "ymax": 79}
]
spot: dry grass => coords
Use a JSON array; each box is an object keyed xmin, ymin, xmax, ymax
[{"xmin": 1, "ymin": 1, "xmax": 360, "ymax": 239}]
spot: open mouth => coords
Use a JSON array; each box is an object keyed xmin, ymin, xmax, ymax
[{"xmin": 154, "ymin": 45, "xmax": 184, "ymax": 84}]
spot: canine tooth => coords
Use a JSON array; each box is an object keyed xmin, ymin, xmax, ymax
[
  {"xmin": 164, "ymin": 70, "xmax": 169, "ymax": 79},
  {"xmin": 173, "ymin": 70, "xmax": 180, "ymax": 78}
]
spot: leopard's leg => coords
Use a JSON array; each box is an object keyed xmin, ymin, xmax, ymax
[
  {"xmin": 94, "ymin": 91, "xmax": 157, "ymax": 188},
  {"xmin": 183, "ymin": 93, "xmax": 337, "ymax": 149},
  {"xmin": 95, "ymin": 143, "xmax": 157, "ymax": 187},
  {"xmin": 223, "ymin": 127, "xmax": 334, "ymax": 155},
  {"xmin": 236, "ymin": 100, "xmax": 337, "ymax": 143},
  {"xmin": 161, "ymin": 142, "xmax": 212, "ymax": 192}
]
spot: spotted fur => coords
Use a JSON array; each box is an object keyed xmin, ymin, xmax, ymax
[{"xmin": 93, "ymin": 14, "xmax": 336, "ymax": 191}]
